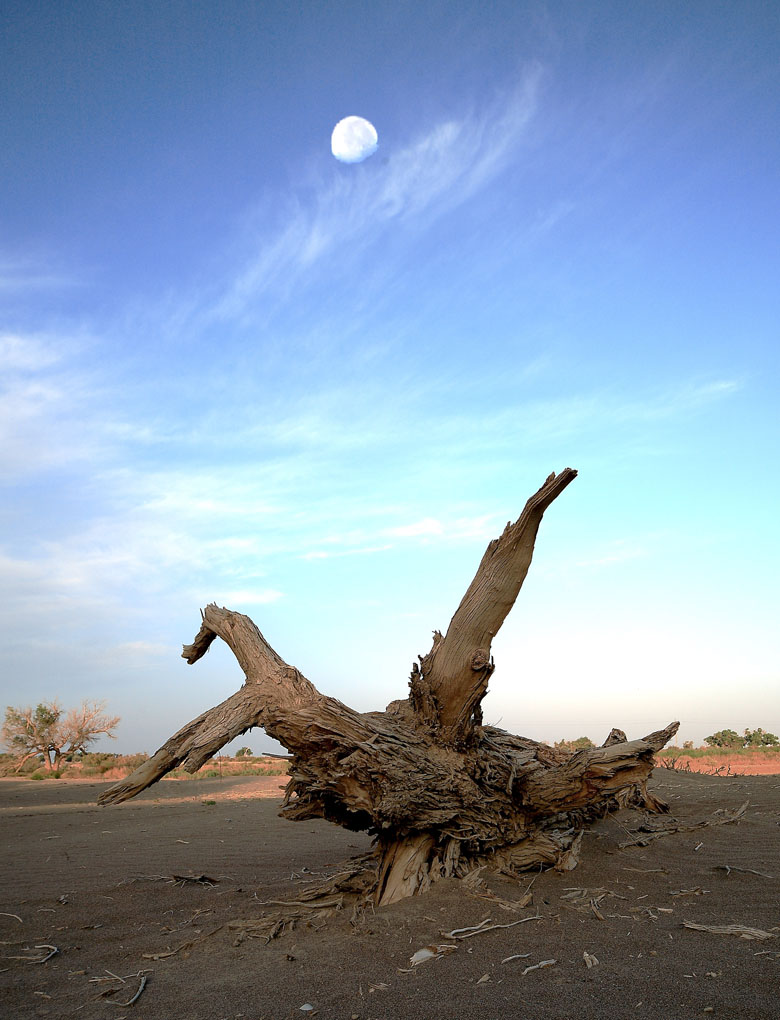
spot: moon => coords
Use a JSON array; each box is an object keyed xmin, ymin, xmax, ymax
[{"xmin": 331, "ymin": 116, "xmax": 378, "ymax": 164}]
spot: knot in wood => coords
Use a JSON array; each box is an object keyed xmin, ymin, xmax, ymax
[{"xmin": 470, "ymin": 648, "xmax": 490, "ymax": 671}]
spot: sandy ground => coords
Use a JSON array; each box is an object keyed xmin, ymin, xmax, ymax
[{"xmin": 1, "ymin": 771, "xmax": 779, "ymax": 1020}]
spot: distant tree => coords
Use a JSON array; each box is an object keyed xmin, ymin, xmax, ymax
[
  {"xmin": 554, "ymin": 736, "xmax": 595, "ymax": 752},
  {"xmin": 2, "ymin": 700, "xmax": 120, "ymax": 772},
  {"xmin": 743, "ymin": 727, "xmax": 779, "ymax": 747},
  {"xmin": 235, "ymin": 746, "xmax": 253, "ymax": 757},
  {"xmin": 704, "ymin": 729, "xmax": 742, "ymax": 749},
  {"xmin": 682, "ymin": 740, "xmax": 694, "ymax": 750},
  {"xmin": 704, "ymin": 727, "xmax": 779, "ymax": 749}
]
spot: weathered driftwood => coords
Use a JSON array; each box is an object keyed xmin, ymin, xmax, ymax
[{"xmin": 100, "ymin": 468, "xmax": 678, "ymax": 905}]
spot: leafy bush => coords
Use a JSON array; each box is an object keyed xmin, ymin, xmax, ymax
[
  {"xmin": 704, "ymin": 729, "xmax": 743, "ymax": 749},
  {"xmin": 705, "ymin": 727, "xmax": 780, "ymax": 749},
  {"xmin": 744, "ymin": 727, "xmax": 779, "ymax": 747}
]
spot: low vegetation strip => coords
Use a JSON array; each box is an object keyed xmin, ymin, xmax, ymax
[
  {"xmin": 0, "ymin": 751, "xmax": 289, "ymax": 782},
  {"xmin": 654, "ymin": 748, "xmax": 780, "ymax": 776}
]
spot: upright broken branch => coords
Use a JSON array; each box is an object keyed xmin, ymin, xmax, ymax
[{"xmin": 409, "ymin": 467, "xmax": 577, "ymax": 742}]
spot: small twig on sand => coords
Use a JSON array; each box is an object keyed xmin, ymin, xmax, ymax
[
  {"xmin": 442, "ymin": 915, "xmax": 542, "ymax": 940},
  {"xmin": 116, "ymin": 875, "xmax": 168, "ymax": 886},
  {"xmin": 522, "ymin": 958, "xmax": 556, "ymax": 975},
  {"xmin": 0, "ymin": 913, "xmax": 23, "ymax": 924},
  {"xmin": 142, "ymin": 925, "xmax": 224, "ymax": 960},
  {"xmin": 714, "ymin": 864, "xmax": 773, "ymax": 879},
  {"xmin": 682, "ymin": 921, "xmax": 776, "ymax": 940},
  {"xmin": 107, "ymin": 974, "xmax": 148, "ymax": 1007},
  {"xmin": 5, "ymin": 944, "xmax": 58, "ymax": 964},
  {"xmin": 257, "ymin": 897, "xmax": 344, "ymax": 910},
  {"xmin": 89, "ymin": 969, "xmax": 148, "ymax": 985}
]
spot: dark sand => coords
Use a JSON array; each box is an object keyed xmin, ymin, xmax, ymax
[{"xmin": 1, "ymin": 771, "xmax": 778, "ymax": 1019}]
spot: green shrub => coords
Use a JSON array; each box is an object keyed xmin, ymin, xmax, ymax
[
  {"xmin": 704, "ymin": 729, "xmax": 743, "ymax": 749},
  {"xmin": 744, "ymin": 727, "xmax": 779, "ymax": 747},
  {"xmin": 30, "ymin": 771, "xmax": 45, "ymax": 780},
  {"xmin": 704, "ymin": 728, "xmax": 779, "ymax": 749}
]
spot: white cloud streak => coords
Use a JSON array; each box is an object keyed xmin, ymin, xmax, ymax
[
  {"xmin": 216, "ymin": 589, "xmax": 284, "ymax": 605},
  {"xmin": 386, "ymin": 517, "xmax": 443, "ymax": 538},
  {"xmin": 0, "ymin": 332, "xmax": 63, "ymax": 371},
  {"xmin": 0, "ymin": 257, "xmax": 80, "ymax": 295},
  {"xmin": 206, "ymin": 69, "xmax": 542, "ymax": 326}
]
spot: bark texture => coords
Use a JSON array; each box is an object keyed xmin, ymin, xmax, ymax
[{"xmin": 100, "ymin": 468, "xmax": 678, "ymax": 905}]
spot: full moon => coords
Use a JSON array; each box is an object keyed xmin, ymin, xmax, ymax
[{"xmin": 331, "ymin": 116, "xmax": 378, "ymax": 163}]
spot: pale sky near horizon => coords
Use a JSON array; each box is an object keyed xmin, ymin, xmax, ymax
[{"xmin": 1, "ymin": 2, "xmax": 778, "ymax": 758}]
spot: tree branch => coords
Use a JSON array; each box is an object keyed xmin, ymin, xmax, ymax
[
  {"xmin": 100, "ymin": 604, "xmax": 371, "ymax": 805},
  {"xmin": 97, "ymin": 686, "xmax": 267, "ymax": 804},
  {"xmin": 410, "ymin": 468, "xmax": 577, "ymax": 742}
]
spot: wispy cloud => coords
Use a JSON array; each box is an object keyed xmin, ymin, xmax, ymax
[
  {"xmin": 216, "ymin": 589, "xmax": 284, "ymax": 605},
  {"xmin": 0, "ymin": 257, "xmax": 80, "ymax": 295},
  {"xmin": 206, "ymin": 69, "xmax": 542, "ymax": 326},
  {"xmin": 114, "ymin": 641, "xmax": 174, "ymax": 658},
  {"xmin": 575, "ymin": 538, "xmax": 649, "ymax": 569},
  {"xmin": 614, "ymin": 378, "xmax": 744, "ymax": 421},
  {"xmin": 0, "ymin": 329, "xmax": 143, "ymax": 480},
  {"xmin": 383, "ymin": 514, "xmax": 496, "ymax": 542},
  {"xmin": 0, "ymin": 332, "xmax": 64, "ymax": 371},
  {"xmin": 301, "ymin": 545, "xmax": 393, "ymax": 561},
  {"xmin": 386, "ymin": 517, "xmax": 443, "ymax": 538}
]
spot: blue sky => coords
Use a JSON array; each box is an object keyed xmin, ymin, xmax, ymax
[{"xmin": 2, "ymin": 1, "xmax": 778, "ymax": 756}]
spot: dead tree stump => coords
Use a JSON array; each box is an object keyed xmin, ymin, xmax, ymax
[{"xmin": 100, "ymin": 468, "xmax": 678, "ymax": 904}]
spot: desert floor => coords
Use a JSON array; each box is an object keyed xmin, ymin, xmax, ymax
[{"xmin": 1, "ymin": 771, "xmax": 778, "ymax": 1020}]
